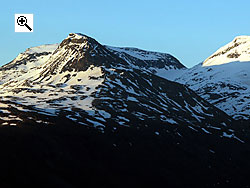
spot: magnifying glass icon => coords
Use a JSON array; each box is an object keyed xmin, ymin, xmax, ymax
[{"xmin": 17, "ymin": 16, "xmax": 32, "ymax": 31}]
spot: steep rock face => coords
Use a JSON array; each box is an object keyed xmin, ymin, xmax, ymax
[
  {"xmin": 39, "ymin": 33, "xmax": 129, "ymax": 78},
  {"xmin": 176, "ymin": 36, "xmax": 250, "ymax": 120}
]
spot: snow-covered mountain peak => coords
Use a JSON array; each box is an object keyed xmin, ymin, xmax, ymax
[
  {"xmin": 175, "ymin": 36, "xmax": 250, "ymax": 120},
  {"xmin": 233, "ymin": 35, "xmax": 250, "ymax": 42},
  {"xmin": 59, "ymin": 33, "xmax": 100, "ymax": 50},
  {"xmin": 68, "ymin": 32, "xmax": 87, "ymax": 38},
  {"xmin": 67, "ymin": 33, "xmax": 89, "ymax": 39},
  {"xmin": 203, "ymin": 36, "xmax": 250, "ymax": 67},
  {"xmin": 0, "ymin": 44, "xmax": 58, "ymax": 81},
  {"xmin": 39, "ymin": 33, "xmax": 129, "ymax": 77},
  {"xmin": 24, "ymin": 44, "xmax": 59, "ymax": 55},
  {"xmin": 3, "ymin": 44, "xmax": 58, "ymax": 62}
]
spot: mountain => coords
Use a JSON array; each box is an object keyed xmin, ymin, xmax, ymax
[
  {"xmin": 175, "ymin": 36, "xmax": 250, "ymax": 120},
  {"xmin": 1, "ymin": 33, "xmax": 250, "ymax": 187},
  {"xmin": 0, "ymin": 33, "xmax": 237, "ymax": 133}
]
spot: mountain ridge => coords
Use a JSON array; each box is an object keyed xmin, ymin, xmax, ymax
[{"xmin": 0, "ymin": 33, "xmax": 238, "ymax": 139}]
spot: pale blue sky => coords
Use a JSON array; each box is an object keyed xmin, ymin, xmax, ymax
[{"xmin": 1, "ymin": 0, "xmax": 250, "ymax": 67}]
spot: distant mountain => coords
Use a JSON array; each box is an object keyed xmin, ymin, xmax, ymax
[
  {"xmin": 175, "ymin": 36, "xmax": 250, "ymax": 120},
  {"xmin": 203, "ymin": 36, "xmax": 250, "ymax": 66}
]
